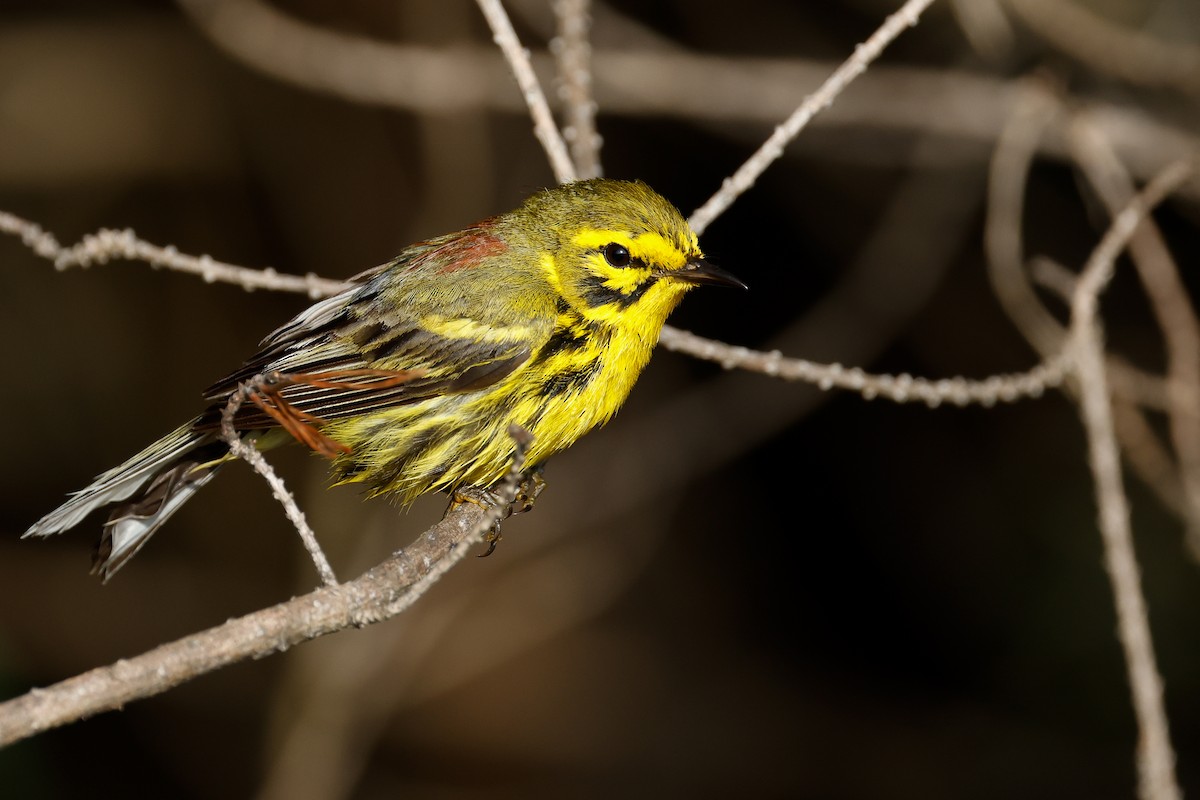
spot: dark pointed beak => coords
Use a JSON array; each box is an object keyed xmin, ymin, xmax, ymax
[{"xmin": 667, "ymin": 258, "xmax": 748, "ymax": 290}]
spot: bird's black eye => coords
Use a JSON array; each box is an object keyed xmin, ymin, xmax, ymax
[{"xmin": 603, "ymin": 243, "xmax": 631, "ymax": 268}]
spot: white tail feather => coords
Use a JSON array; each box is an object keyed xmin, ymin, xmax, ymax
[
  {"xmin": 23, "ymin": 421, "xmax": 226, "ymax": 579},
  {"xmin": 23, "ymin": 424, "xmax": 207, "ymax": 539},
  {"xmin": 94, "ymin": 469, "xmax": 217, "ymax": 581}
]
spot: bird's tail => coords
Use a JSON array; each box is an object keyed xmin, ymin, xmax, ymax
[{"xmin": 23, "ymin": 422, "xmax": 228, "ymax": 581}]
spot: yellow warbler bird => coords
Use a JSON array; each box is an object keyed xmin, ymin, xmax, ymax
[{"xmin": 25, "ymin": 179, "xmax": 744, "ymax": 579}]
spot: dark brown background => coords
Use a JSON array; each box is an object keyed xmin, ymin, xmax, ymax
[{"xmin": 2, "ymin": 1, "xmax": 1199, "ymax": 798}]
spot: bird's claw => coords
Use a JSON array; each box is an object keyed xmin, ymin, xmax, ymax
[{"xmin": 447, "ymin": 466, "xmax": 546, "ymax": 557}]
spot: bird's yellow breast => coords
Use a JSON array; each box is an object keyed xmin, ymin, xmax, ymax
[{"xmin": 322, "ymin": 305, "xmax": 657, "ymax": 502}]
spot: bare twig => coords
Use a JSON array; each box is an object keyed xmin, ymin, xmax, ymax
[
  {"xmin": 1068, "ymin": 114, "xmax": 1200, "ymax": 557},
  {"xmin": 981, "ymin": 81, "xmax": 1178, "ymax": 414},
  {"xmin": 1004, "ymin": 0, "xmax": 1200, "ymax": 94},
  {"xmin": 0, "ymin": 428, "xmax": 534, "ymax": 748},
  {"xmin": 1069, "ymin": 160, "xmax": 1191, "ymax": 800},
  {"xmin": 475, "ymin": 0, "xmax": 577, "ymax": 183},
  {"xmin": 3, "ymin": 208, "xmax": 1069, "ymax": 407},
  {"xmin": 169, "ymin": 1, "xmax": 1200, "ymax": 192},
  {"xmin": 1030, "ymin": 261, "xmax": 1189, "ymax": 517},
  {"xmin": 552, "ymin": 0, "xmax": 601, "ymax": 178},
  {"xmin": 658, "ymin": 326, "xmax": 1069, "ymax": 407},
  {"xmin": 949, "ymin": 0, "xmax": 1015, "ymax": 59},
  {"xmin": 220, "ymin": 380, "xmax": 338, "ymax": 588},
  {"xmin": 382, "ymin": 424, "xmax": 534, "ymax": 618},
  {"xmin": 984, "ymin": 80, "xmax": 1188, "ymax": 796},
  {"xmin": 0, "ymin": 513, "xmax": 474, "ymax": 747},
  {"xmin": 0, "ymin": 211, "xmax": 343, "ymax": 297},
  {"xmin": 983, "ymin": 79, "xmax": 1065, "ymax": 355},
  {"xmin": 687, "ymin": 0, "xmax": 938, "ymax": 234}
]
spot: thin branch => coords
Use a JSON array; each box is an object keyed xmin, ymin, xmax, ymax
[
  {"xmin": 1068, "ymin": 160, "xmax": 1191, "ymax": 800},
  {"xmin": 170, "ymin": 1, "xmax": 1200, "ymax": 194},
  {"xmin": 1004, "ymin": 0, "xmax": 1200, "ymax": 95},
  {"xmin": 658, "ymin": 326, "xmax": 1069, "ymax": 407},
  {"xmin": 1031, "ymin": 261, "xmax": 1189, "ymax": 517},
  {"xmin": 3, "ymin": 211, "xmax": 1068, "ymax": 407},
  {"xmin": 949, "ymin": 0, "xmax": 1015, "ymax": 60},
  {"xmin": 0, "ymin": 428, "xmax": 534, "ymax": 748},
  {"xmin": 983, "ymin": 78, "xmax": 1066, "ymax": 355},
  {"xmin": 552, "ymin": 0, "xmax": 601, "ymax": 178},
  {"xmin": 981, "ymin": 81, "xmax": 1176, "ymax": 414},
  {"xmin": 687, "ymin": 0, "xmax": 938, "ymax": 235},
  {"xmin": 1068, "ymin": 113, "xmax": 1200, "ymax": 558},
  {"xmin": 0, "ymin": 211, "xmax": 343, "ymax": 297},
  {"xmin": 220, "ymin": 380, "xmax": 338, "ymax": 588},
  {"xmin": 985, "ymin": 81, "xmax": 1188, "ymax": 795},
  {"xmin": 475, "ymin": 0, "xmax": 577, "ymax": 183},
  {"xmin": 1070, "ymin": 161, "xmax": 1193, "ymax": 360}
]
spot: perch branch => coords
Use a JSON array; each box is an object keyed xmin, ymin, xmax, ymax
[{"xmin": 0, "ymin": 428, "xmax": 534, "ymax": 749}]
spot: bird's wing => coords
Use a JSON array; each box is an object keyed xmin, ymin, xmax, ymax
[{"xmin": 194, "ymin": 226, "xmax": 553, "ymax": 432}]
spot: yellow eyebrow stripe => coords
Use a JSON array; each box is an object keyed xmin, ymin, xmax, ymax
[{"xmin": 572, "ymin": 229, "xmax": 690, "ymax": 269}]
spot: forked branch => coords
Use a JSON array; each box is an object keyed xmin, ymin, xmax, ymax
[{"xmin": 1068, "ymin": 161, "xmax": 1191, "ymax": 800}]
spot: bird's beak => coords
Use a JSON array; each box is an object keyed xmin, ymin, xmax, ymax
[{"xmin": 666, "ymin": 258, "xmax": 748, "ymax": 290}]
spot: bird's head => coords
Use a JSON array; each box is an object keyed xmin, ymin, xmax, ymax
[{"xmin": 511, "ymin": 179, "xmax": 745, "ymax": 331}]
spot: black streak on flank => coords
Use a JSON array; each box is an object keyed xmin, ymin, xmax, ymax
[
  {"xmin": 531, "ymin": 323, "xmax": 591, "ymax": 366},
  {"xmin": 540, "ymin": 358, "xmax": 603, "ymax": 398}
]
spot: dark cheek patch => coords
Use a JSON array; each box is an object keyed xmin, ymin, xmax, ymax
[{"xmin": 580, "ymin": 272, "xmax": 658, "ymax": 308}]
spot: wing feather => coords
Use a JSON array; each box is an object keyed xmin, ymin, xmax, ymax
[{"xmin": 192, "ymin": 226, "xmax": 553, "ymax": 435}]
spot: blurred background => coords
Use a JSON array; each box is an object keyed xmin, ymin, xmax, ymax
[{"xmin": 1, "ymin": 0, "xmax": 1199, "ymax": 797}]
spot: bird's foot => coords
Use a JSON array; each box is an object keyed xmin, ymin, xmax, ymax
[{"xmin": 448, "ymin": 466, "xmax": 546, "ymax": 557}]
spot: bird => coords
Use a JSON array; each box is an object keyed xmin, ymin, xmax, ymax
[{"xmin": 24, "ymin": 178, "xmax": 745, "ymax": 580}]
